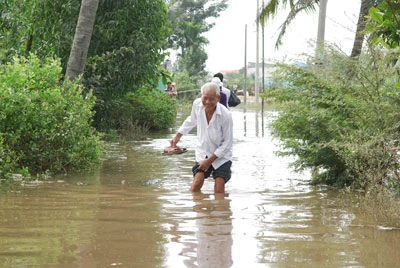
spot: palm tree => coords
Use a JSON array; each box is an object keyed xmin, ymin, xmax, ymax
[
  {"xmin": 260, "ymin": 0, "xmax": 384, "ymax": 59},
  {"xmin": 351, "ymin": 0, "xmax": 382, "ymax": 58},
  {"xmin": 65, "ymin": 0, "xmax": 99, "ymax": 82},
  {"xmin": 259, "ymin": 0, "xmax": 320, "ymax": 49}
]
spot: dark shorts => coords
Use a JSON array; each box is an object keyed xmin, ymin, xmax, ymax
[{"xmin": 192, "ymin": 160, "xmax": 232, "ymax": 183}]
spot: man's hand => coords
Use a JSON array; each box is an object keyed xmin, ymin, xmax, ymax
[
  {"xmin": 170, "ymin": 133, "xmax": 183, "ymax": 147},
  {"xmin": 198, "ymin": 158, "xmax": 212, "ymax": 172},
  {"xmin": 198, "ymin": 154, "xmax": 217, "ymax": 172}
]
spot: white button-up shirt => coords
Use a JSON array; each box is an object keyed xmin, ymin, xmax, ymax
[{"xmin": 178, "ymin": 98, "xmax": 233, "ymax": 169}]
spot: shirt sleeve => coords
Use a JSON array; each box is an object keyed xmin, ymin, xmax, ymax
[{"xmin": 177, "ymin": 98, "xmax": 199, "ymax": 135}]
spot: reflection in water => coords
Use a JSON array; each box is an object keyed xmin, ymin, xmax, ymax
[
  {"xmin": 261, "ymin": 99, "xmax": 265, "ymax": 138},
  {"xmin": 243, "ymin": 107, "xmax": 247, "ymax": 137},
  {"xmin": 241, "ymin": 104, "xmax": 268, "ymax": 138},
  {"xmin": 191, "ymin": 193, "xmax": 232, "ymax": 267},
  {"xmin": 160, "ymin": 193, "xmax": 233, "ymax": 268},
  {"xmin": 255, "ymin": 109, "xmax": 259, "ymax": 138}
]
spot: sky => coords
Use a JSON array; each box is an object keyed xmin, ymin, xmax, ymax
[{"xmin": 204, "ymin": 0, "xmax": 362, "ymax": 73}]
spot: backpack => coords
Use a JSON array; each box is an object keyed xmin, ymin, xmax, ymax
[{"xmin": 228, "ymin": 90, "xmax": 241, "ymax": 107}]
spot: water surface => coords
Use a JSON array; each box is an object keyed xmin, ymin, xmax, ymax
[{"xmin": 1, "ymin": 102, "xmax": 399, "ymax": 267}]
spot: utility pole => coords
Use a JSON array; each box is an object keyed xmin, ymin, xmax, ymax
[
  {"xmin": 255, "ymin": 0, "xmax": 260, "ymax": 103},
  {"xmin": 316, "ymin": 0, "xmax": 328, "ymax": 64},
  {"xmin": 262, "ymin": 0, "xmax": 265, "ymax": 94},
  {"xmin": 244, "ymin": 24, "xmax": 247, "ymax": 104}
]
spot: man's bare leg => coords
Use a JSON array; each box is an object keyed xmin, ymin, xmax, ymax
[
  {"xmin": 214, "ymin": 177, "xmax": 225, "ymax": 193},
  {"xmin": 190, "ymin": 172, "xmax": 205, "ymax": 192}
]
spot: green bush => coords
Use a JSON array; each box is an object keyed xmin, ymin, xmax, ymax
[
  {"xmin": 0, "ymin": 134, "xmax": 17, "ymax": 179},
  {"xmin": 173, "ymin": 71, "xmax": 200, "ymax": 101},
  {"xmin": 0, "ymin": 55, "xmax": 103, "ymax": 178},
  {"xmin": 267, "ymin": 47, "xmax": 400, "ymax": 192},
  {"xmin": 124, "ymin": 88, "xmax": 176, "ymax": 131}
]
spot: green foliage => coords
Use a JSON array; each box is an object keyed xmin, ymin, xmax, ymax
[
  {"xmin": 178, "ymin": 45, "xmax": 208, "ymax": 79},
  {"xmin": 167, "ymin": 0, "xmax": 227, "ymax": 79},
  {"xmin": 0, "ymin": 0, "xmax": 170, "ymax": 75},
  {"xmin": 223, "ymin": 70, "xmax": 256, "ymax": 94},
  {"xmin": 0, "ymin": 0, "xmax": 80, "ymax": 65},
  {"xmin": 268, "ymin": 46, "xmax": 400, "ymax": 191},
  {"xmin": 88, "ymin": 0, "xmax": 170, "ymax": 87},
  {"xmin": 124, "ymin": 88, "xmax": 176, "ymax": 131},
  {"xmin": 173, "ymin": 71, "xmax": 200, "ymax": 100},
  {"xmin": 0, "ymin": 134, "xmax": 17, "ymax": 179},
  {"xmin": 1, "ymin": 0, "xmax": 171, "ymax": 134},
  {"xmin": 365, "ymin": 0, "xmax": 400, "ymax": 49},
  {"xmin": 0, "ymin": 54, "xmax": 103, "ymax": 178},
  {"xmin": 83, "ymin": 0, "xmax": 171, "ymax": 130}
]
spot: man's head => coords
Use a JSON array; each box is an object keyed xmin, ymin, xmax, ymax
[
  {"xmin": 211, "ymin": 77, "xmax": 222, "ymax": 88},
  {"xmin": 201, "ymin": 82, "xmax": 220, "ymax": 111},
  {"xmin": 213, "ymin": 72, "xmax": 224, "ymax": 82}
]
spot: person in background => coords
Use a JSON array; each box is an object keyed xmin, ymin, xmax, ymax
[
  {"xmin": 171, "ymin": 82, "xmax": 178, "ymax": 97},
  {"xmin": 170, "ymin": 82, "xmax": 233, "ymax": 193},
  {"xmin": 211, "ymin": 77, "xmax": 228, "ymax": 108},
  {"xmin": 213, "ymin": 73, "xmax": 231, "ymax": 108},
  {"xmin": 165, "ymin": 81, "xmax": 172, "ymax": 94}
]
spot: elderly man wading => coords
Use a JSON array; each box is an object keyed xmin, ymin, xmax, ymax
[{"xmin": 171, "ymin": 82, "xmax": 233, "ymax": 193}]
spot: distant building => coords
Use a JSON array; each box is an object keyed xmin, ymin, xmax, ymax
[
  {"xmin": 246, "ymin": 62, "xmax": 277, "ymax": 90},
  {"xmin": 218, "ymin": 70, "xmax": 240, "ymax": 75},
  {"xmin": 210, "ymin": 62, "xmax": 281, "ymax": 91},
  {"xmin": 246, "ymin": 62, "xmax": 276, "ymax": 77}
]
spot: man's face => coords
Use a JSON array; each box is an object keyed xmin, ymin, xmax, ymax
[{"xmin": 201, "ymin": 89, "xmax": 220, "ymax": 111}]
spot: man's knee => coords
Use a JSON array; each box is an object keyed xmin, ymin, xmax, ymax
[{"xmin": 191, "ymin": 174, "xmax": 205, "ymax": 192}]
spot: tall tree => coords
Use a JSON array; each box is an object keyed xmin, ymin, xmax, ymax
[
  {"xmin": 1, "ymin": 0, "xmax": 171, "ymax": 132},
  {"xmin": 0, "ymin": 0, "xmax": 80, "ymax": 64},
  {"xmin": 0, "ymin": 0, "xmax": 170, "ymax": 89},
  {"xmin": 351, "ymin": 0, "xmax": 382, "ymax": 57},
  {"xmin": 259, "ymin": 0, "xmax": 382, "ymax": 59},
  {"xmin": 259, "ymin": 0, "xmax": 320, "ymax": 49},
  {"xmin": 167, "ymin": 0, "xmax": 228, "ymax": 77},
  {"xmin": 65, "ymin": 0, "xmax": 99, "ymax": 81},
  {"xmin": 83, "ymin": 0, "xmax": 170, "ymax": 131}
]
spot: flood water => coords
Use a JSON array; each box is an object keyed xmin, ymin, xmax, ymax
[{"xmin": 1, "ymin": 101, "xmax": 400, "ymax": 268}]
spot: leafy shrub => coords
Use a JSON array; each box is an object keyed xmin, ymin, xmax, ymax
[
  {"xmin": 91, "ymin": 87, "xmax": 176, "ymax": 138},
  {"xmin": 84, "ymin": 48, "xmax": 173, "ymax": 134},
  {"xmin": 267, "ymin": 47, "xmax": 400, "ymax": 192},
  {"xmin": 124, "ymin": 88, "xmax": 176, "ymax": 131},
  {"xmin": 0, "ymin": 54, "xmax": 103, "ymax": 178},
  {"xmin": 0, "ymin": 134, "xmax": 17, "ymax": 179}
]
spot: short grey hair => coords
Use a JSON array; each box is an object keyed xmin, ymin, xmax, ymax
[{"xmin": 201, "ymin": 82, "xmax": 221, "ymax": 97}]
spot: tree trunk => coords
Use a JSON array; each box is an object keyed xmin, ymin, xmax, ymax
[
  {"xmin": 350, "ymin": 0, "xmax": 375, "ymax": 58},
  {"xmin": 315, "ymin": 0, "xmax": 328, "ymax": 64},
  {"xmin": 65, "ymin": 0, "xmax": 99, "ymax": 82}
]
